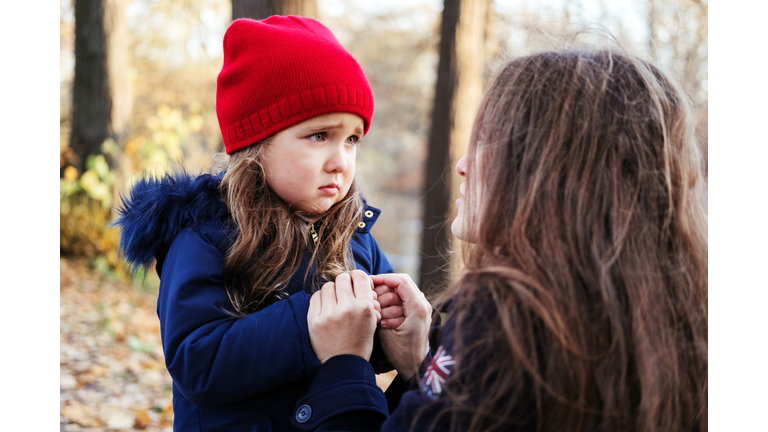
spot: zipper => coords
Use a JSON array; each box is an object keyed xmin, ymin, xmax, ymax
[{"xmin": 309, "ymin": 222, "xmax": 319, "ymax": 245}]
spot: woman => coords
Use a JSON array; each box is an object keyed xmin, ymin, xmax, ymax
[{"xmin": 294, "ymin": 47, "xmax": 708, "ymax": 432}]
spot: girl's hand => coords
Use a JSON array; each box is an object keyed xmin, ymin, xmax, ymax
[
  {"xmin": 375, "ymin": 283, "xmax": 404, "ymax": 329},
  {"xmin": 307, "ymin": 270, "xmax": 381, "ymax": 363},
  {"xmin": 370, "ymin": 273, "xmax": 432, "ymax": 378}
]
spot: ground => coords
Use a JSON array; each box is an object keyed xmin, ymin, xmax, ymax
[
  {"xmin": 60, "ymin": 258, "xmax": 172, "ymax": 431},
  {"xmin": 60, "ymin": 258, "xmax": 396, "ymax": 431}
]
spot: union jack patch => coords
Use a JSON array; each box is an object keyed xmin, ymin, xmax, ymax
[{"xmin": 421, "ymin": 346, "xmax": 455, "ymax": 400}]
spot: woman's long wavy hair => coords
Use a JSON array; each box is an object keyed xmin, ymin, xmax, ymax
[
  {"xmin": 218, "ymin": 140, "xmax": 362, "ymax": 316},
  {"xmin": 430, "ymin": 48, "xmax": 708, "ymax": 432}
]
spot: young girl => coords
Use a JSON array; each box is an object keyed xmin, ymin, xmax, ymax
[
  {"xmin": 298, "ymin": 47, "xmax": 708, "ymax": 432},
  {"xmin": 116, "ymin": 16, "xmax": 403, "ymax": 431}
]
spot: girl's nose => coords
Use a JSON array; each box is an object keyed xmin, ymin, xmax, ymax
[
  {"xmin": 456, "ymin": 154, "xmax": 468, "ymax": 177},
  {"xmin": 325, "ymin": 145, "xmax": 349, "ymax": 173}
]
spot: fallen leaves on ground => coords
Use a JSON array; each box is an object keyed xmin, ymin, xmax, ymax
[{"xmin": 60, "ymin": 258, "xmax": 172, "ymax": 432}]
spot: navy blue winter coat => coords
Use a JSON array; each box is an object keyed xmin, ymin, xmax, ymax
[{"xmin": 115, "ymin": 172, "xmax": 394, "ymax": 431}]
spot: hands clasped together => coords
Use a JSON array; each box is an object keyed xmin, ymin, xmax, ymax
[{"xmin": 307, "ymin": 270, "xmax": 433, "ymax": 378}]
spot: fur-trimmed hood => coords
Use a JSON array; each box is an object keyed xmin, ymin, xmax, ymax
[{"xmin": 114, "ymin": 171, "xmax": 230, "ymax": 272}]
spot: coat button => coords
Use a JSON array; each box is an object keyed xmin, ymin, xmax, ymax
[
  {"xmin": 295, "ymin": 404, "xmax": 312, "ymax": 423},
  {"xmin": 364, "ymin": 210, "xmax": 374, "ymax": 218},
  {"xmin": 358, "ymin": 221, "xmax": 366, "ymax": 229}
]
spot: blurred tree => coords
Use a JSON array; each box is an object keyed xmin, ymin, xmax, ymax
[
  {"xmin": 419, "ymin": 0, "xmax": 487, "ymax": 297},
  {"xmin": 647, "ymin": 0, "xmax": 707, "ymax": 179},
  {"xmin": 648, "ymin": 0, "xmax": 708, "ymax": 102},
  {"xmin": 648, "ymin": 0, "xmax": 659, "ymax": 54},
  {"xmin": 124, "ymin": 0, "xmax": 228, "ymax": 179},
  {"xmin": 232, "ymin": 0, "xmax": 317, "ymax": 20},
  {"xmin": 68, "ymin": 0, "xmax": 132, "ymax": 175}
]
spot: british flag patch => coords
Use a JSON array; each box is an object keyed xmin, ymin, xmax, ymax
[{"xmin": 421, "ymin": 346, "xmax": 455, "ymax": 400}]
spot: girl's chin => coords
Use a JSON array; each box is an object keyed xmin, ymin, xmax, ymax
[{"xmin": 293, "ymin": 199, "xmax": 336, "ymax": 215}]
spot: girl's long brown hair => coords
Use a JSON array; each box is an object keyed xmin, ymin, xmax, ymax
[
  {"xmin": 430, "ymin": 49, "xmax": 708, "ymax": 432},
  {"xmin": 218, "ymin": 140, "xmax": 362, "ymax": 315}
]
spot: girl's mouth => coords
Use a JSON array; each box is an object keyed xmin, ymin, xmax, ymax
[{"xmin": 319, "ymin": 183, "xmax": 339, "ymax": 195}]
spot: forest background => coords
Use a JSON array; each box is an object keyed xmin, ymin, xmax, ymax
[{"xmin": 53, "ymin": 0, "xmax": 712, "ymax": 430}]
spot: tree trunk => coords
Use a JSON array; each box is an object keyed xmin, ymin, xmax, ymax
[
  {"xmin": 419, "ymin": 0, "xmax": 487, "ymax": 298},
  {"xmin": 69, "ymin": 0, "xmax": 131, "ymax": 176},
  {"xmin": 69, "ymin": 0, "xmax": 110, "ymax": 175},
  {"xmin": 232, "ymin": 0, "xmax": 317, "ymax": 21}
]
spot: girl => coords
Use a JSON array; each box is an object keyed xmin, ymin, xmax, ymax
[
  {"xmin": 116, "ymin": 16, "xmax": 403, "ymax": 432},
  {"xmin": 297, "ymin": 47, "xmax": 708, "ymax": 432}
]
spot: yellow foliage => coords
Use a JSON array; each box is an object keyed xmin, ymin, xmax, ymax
[
  {"xmin": 157, "ymin": 104, "xmax": 171, "ymax": 117},
  {"xmin": 64, "ymin": 166, "xmax": 78, "ymax": 181},
  {"xmin": 162, "ymin": 109, "xmax": 182, "ymax": 130},
  {"xmin": 61, "ymin": 152, "xmax": 122, "ymax": 274},
  {"xmin": 125, "ymin": 136, "xmax": 145, "ymax": 156},
  {"xmin": 80, "ymin": 170, "xmax": 100, "ymax": 191},
  {"xmin": 188, "ymin": 114, "xmax": 204, "ymax": 132},
  {"xmin": 146, "ymin": 116, "xmax": 160, "ymax": 130},
  {"xmin": 165, "ymin": 134, "xmax": 183, "ymax": 160},
  {"xmin": 61, "ymin": 102, "xmax": 204, "ymax": 275},
  {"xmin": 60, "ymin": 191, "xmax": 124, "ymax": 273}
]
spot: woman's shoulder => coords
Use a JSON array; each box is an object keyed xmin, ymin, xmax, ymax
[
  {"xmin": 434, "ymin": 272, "xmax": 518, "ymax": 352},
  {"xmin": 439, "ymin": 271, "xmax": 509, "ymax": 316}
]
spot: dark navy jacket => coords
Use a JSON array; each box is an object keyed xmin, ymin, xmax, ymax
[{"xmin": 115, "ymin": 172, "xmax": 394, "ymax": 431}]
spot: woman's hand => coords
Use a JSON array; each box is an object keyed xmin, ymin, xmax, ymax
[
  {"xmin": 371, "ymin": 273, "xmax": 432, "ymax": 378},
  {"xmin": 307, "ymin": 270, "xmax": 381, "ymax": 364}
]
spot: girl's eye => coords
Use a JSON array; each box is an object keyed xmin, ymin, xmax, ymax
[
  {"xmin": 346, "ymin": 135, "xmax": 360, "ymax": 145},
  {"xmin": 309, "ymin": 132, "xmax": 325, "ymax": 142}
]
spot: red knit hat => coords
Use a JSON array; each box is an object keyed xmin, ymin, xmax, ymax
[{"xmin": 216, "ymin": 16, "xmax": 374, "ymax": 154}]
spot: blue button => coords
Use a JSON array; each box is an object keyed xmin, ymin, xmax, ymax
[{"xmin": 295, "ymin": 404, "xmax": 312, "ymax": 423}]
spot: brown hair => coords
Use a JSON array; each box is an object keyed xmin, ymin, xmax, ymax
[
  {"xmin": 218, "ymin": 140, "xmax": 362, "ymax": 315},
  {"xmin": 430, "ymin": 49, "xmax": 708, "ymax": 432}
]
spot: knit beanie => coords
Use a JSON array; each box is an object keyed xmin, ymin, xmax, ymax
[{"xmin": 216, "ymin": 16, "xmax": 374, "ymax": 154}]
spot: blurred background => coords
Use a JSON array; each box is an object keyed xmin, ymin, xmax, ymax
[{"xmin": 59, "ymin": 0, "xmax": 707, "ymax": 430}]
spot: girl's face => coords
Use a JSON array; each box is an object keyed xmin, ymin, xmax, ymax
[
  {"xmin": 262, "ymin": 112, "xmax": 363, "ymax": 214},
  {"xmin": 451, "ymin": 153, "xmax": 480, "ymax": 242}
]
